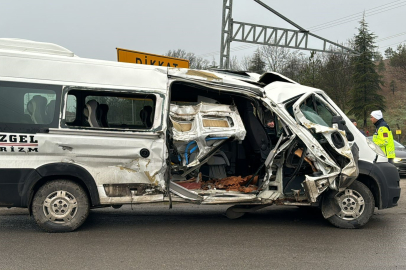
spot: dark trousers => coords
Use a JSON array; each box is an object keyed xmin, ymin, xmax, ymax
[{"xmin": 388, "ymin": 158, "xmax": 394, "ymax": 164}]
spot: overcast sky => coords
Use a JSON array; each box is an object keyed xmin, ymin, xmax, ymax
[{"xmin": 1, "ymin": 0, "xmax": 405, "ymax": 63}]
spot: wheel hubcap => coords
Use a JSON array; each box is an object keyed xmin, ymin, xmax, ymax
[
  {"xmin": 43, "ymin": 190, "xmax": 78, "ymax": 224},
  {"xmin": 335, "ymin": 188, "xmax": 365, "ymax": 220}
]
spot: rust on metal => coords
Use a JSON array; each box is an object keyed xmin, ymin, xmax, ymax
[{"xmin": 175, "ymin": 175, "xmax": 259, "ymax": 193}]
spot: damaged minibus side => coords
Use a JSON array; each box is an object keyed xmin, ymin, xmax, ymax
[
  {"xmin": 0, "ymin": 39, "xmax": 399, "ymax": 233},
  {"xmin": 166, "ymin": 77, "xmax": 265, "ymax": 204},
  {"xmin": 262, "ymin": 87, "xmax": 373, "ymax": 227},
  {"xmin": 164, "ymin": 71, "xmax": 366, "ymax": 227}
]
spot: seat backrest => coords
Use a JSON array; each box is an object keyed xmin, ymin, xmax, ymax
[
  {"xmin": 99, "ymin": 104, "xmax": 109, "ymax": 127},
  {"xmin": 240, "ymin": 101, "xmax": 270, "ymax": 160},
  {"xmin": 27, "ymin": 95, "xmax": 48, "ymax": 124},
  {"xmin": 207, "ymin": 151, "xmax": 230, "ymax": 166},
  {"xmin": 45, "ymin": 100, "xmax": 56, "ymax": 123},
  {"xmin": 140, "ymin": 105, "xmax": 153, "ymax": 128},
  {"xmin": 83, "ymin": 100, "xmax": 101, "ymax": 127}
]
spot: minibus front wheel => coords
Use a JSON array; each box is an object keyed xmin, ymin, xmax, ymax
[
  {"xmin": 323, "ymin": 180, "xmax": 375, "ymax": 229},
  {"xmin": 32, "ymin": 180, "xmax": 90, "ymax": 233}
]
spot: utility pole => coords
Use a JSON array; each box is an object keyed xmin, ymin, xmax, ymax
[
  {"xmin": 220, "ymin": 0, "xmax": 233, "ymax": 70},
  {"xmin": 220, "ymin": 0, "xmax": 357, "ymax": 69}
]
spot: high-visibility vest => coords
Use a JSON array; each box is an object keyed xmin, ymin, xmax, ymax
[{"xmin": 373, "ymin": 126, "xmax": 396, "ymax": 158}]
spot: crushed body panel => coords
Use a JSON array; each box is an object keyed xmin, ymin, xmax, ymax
[{"xmin": 170, "ymin": 102, "xmax": 246, "ymax": 167}]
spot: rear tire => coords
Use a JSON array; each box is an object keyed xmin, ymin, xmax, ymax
[
  {"xmin": 32, "ymin": 180, "xmax": 89, "ymax": 233},
  {"xmin": 325, "ymin": 180, "xmax": 374, "ymax": 229}
]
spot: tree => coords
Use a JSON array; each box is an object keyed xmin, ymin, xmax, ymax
[
  {"xmin": 248, "ymin": 49, "xmax": 266, "ymax": 74},
  {"xmin": 228, "ymin": 56, "xmax": 241, "ymax": 71},
  {"xmin": 390, "ymin": 80, "xmax": 397, "ymax": 95},
  {"xmin": 384, "ymin": 47, "xmax": 394, "ymax": 59},
  {"xmin": 377, "ymin": 59, "xmax": 386, "ymax": 73},
  {"xmin": 240, "ymin": 55, "xmax": 252, "ymax": 71},
  {"xmin": 165, "ymin": 49, "xmax": 210, "ymax": 69},
  {"xmin": 260, "ymin": 45, "xmax": 299, "ymax": 73},
  {"xmin": 388, "ymin": 44, "xmax": 406, "ymax": 81},
  {"xmin": 299, "ymin": 51, "xmax": 323, "ymax": 88},
  {"xmin": 319, "ymin": 51, "xmax": 353, "ymax": 112},
  {"xmin": 347, "ymin": 17, "xmax": 385, "ymax": 128},
  {"xmin": 280, "ymin": 53, "xmax": 306, "ymax": 82}
]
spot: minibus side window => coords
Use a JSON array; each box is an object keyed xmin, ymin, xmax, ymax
[
  {"xmin": 299, "ymin": 96, "xmax": 337, "ymax": 128},
  {"xmin": 66, "ymin": 95, "xmax": 77, "ymax": 123},
  {"xmin": 300, "ymin": 102, "xmax": 329, "ymax": 127},
  {"xmin": 315, "ymin": 98, "xmax": 335, "ymax": 127},
  {"xmin": 0, "ymin": 81, "xmax": 60, "ymax": 133},
  {"xmin": 65, "ymin": 90, "xmax": 156, "ymax": 130}
]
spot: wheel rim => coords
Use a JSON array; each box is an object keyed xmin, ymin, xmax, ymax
[
  {"xmin": 42, "ymin": 190, "xmax": 78, "ymax": 224},
  {"xmin": 335, "ymin": 188, "xmax": 365, "ymax": 221}
]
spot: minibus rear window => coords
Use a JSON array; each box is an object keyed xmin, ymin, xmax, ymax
[{"xmin": 0, "ymin": 81, "xmax": 60, "ymax": 133}]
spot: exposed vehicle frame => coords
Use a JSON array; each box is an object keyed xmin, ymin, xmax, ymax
[{"xmin": 0, "ymin": 39, "xmax": 400, "ymax": 232}]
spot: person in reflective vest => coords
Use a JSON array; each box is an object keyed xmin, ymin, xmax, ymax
[{"xmin": 370, "ymin": 110, "xmax": 396, "ymax": 163}]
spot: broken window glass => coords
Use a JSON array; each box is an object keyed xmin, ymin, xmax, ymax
[{"xmin": 299, "ymin": 96, "xmax": 337, "ymax": 128}]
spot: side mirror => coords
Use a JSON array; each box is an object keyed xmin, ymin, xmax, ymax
[{"xmin": 332, "ymin": 116, "xmax": 354, "ymax": 142}]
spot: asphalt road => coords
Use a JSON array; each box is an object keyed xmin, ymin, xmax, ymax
[{"xmin": 1, "ymin": 179, "xmax": 405, "ymax": 270}]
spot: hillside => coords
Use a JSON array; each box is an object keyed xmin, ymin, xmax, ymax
[{"xmin": 370, "ymin": 60, "xmax": 406, "ymax": 143}]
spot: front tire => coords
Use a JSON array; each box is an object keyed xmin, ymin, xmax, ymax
[
  {"xmin": 32, "ymin": 180, "xmax": 89, "ymax": 232},
  {"xmin": 325, "ymin": 180, "xmax": 375, "ymax": 229}
]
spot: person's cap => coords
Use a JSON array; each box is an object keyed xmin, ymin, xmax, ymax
[{"xmin": 370, "ymin": 110, "xmax": 383, "ymax": 120}]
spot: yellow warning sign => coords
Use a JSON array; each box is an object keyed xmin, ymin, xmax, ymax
[
  {"xmin": 117, "ymin": 48, "xmax": 189, "ymax": 68},
  {"xmin": 396, "ymin": 130, "xmax": 402, "ymax": 135}
]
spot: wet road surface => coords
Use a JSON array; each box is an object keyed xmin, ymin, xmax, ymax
[{"xmin": 1, "ymin": 179, "xmax": 405, "ymax": 270}]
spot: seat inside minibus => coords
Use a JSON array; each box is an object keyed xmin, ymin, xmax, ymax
[{"xmin": 169, "ymin": 82, "xmax": 276, "ymax": 193}]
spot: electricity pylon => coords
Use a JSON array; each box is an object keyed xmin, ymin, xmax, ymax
[{"xmin": 220, "ymin": 0, "xmax": 357, "ymax": 69}]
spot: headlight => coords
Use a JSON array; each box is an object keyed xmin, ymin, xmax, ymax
[
  {"xmin": 394, "ymin": 158, "xmax": 403, "ymax": 163},
  {"xmin": 366, "ymin": 138, "xmax": 386, "ymax": 157}
]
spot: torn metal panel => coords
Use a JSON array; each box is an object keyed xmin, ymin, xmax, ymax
[
  {"xmin": 168, "ymin": 71, "xmax": 264, "ymax": 98},
  {"xmin": 103, "ymin": 183, "xmax": 158, "ymax": 197},
  {"xmin": 169, "ymin": 181, "xmax": 202, "ymax": 201},
  {"xmin": 261, "ymin": 91, "xmax": 357, "ymax": 203},
  {"xmin": 302, "ymin": 177, "xmax": 330, "ymax": 202},
  {"xmin": 292, "ymin": 93, "xmax": 358, "ymax": 176},
  {"xmin": 170, "ymin": 102, "xmax": 246, "ymax": 167},
  {"xmin": 258, "ymin": 131, "xmax": 295, "ymax": 198},
  {"xmin": 185, "ymin": 70, "xmax": 223, "ymax": 82},
  {"xmin": 264, "ymin": 82, "xmax": 323, "ymax": 104},
  {"xmin": 258, "ymin": 71, "xmax": 298, "ymax": 85},
  {"xmin": 257, "ymin": 190, "xmax": 281, "ymax": 200},
  {"xmin": 201, "ymin": 193, "xmax": 258, "ymax": 204}
]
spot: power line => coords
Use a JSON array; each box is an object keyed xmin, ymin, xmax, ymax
[
  {"xmin": 311, "ymin": 2, "xmax": 406, "ymax": 32},
  {"xmin": 376, "ymin": 32, "xmax": 406, "ymax": 42},
  {"xmin": 308, "ymin": 0, "xmax": 402, "ymax": 29},
  {"xmin": 378, "ymin": 40, "xmax": 406, "ymax": 49},
  {"xmin": 309, "ymin": 1, "xmax": 405, "ymax": 31}
]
